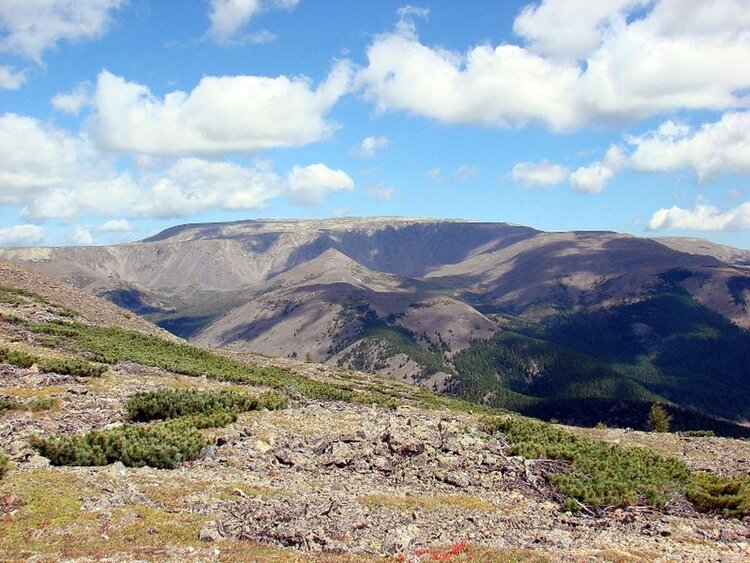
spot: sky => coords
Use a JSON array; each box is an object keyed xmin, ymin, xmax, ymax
[{"xmin": 0, "ymin": 0, "xmax": 749, "ymax": 249}]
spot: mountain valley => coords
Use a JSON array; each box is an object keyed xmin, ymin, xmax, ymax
[{"xmin": 2, "ymin": 218, "xmax": 750, "ymax": 432}]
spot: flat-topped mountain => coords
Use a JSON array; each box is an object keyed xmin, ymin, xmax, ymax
[{"xmin": 2, "ymin": 218, "xmax": 750, "ymax": 425}]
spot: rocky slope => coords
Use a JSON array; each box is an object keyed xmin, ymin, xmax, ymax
[{"xmin": 1, "ymin": 262, "xmax": 750, "ymax": 561}]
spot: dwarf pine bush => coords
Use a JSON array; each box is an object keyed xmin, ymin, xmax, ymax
[
  {"xmin": 37, "ymin": 357, "xmax": 107, "ymax": 377},
  {"xmin": 126, "ymin": 389, "xmax": 288, "ymax": 422},
  {"xmin": 30, "ymin": 421, "xmax": 207, "ymax": 469},
  {"xmin": 687, "ymin": 473, "xmax": 750, "ymax": 518},
  {"xmin": 487, "ymin": 416, "xmax": 691, "ymax": 508},
  {"xmin": 0, "ymin": 347, "xmax": 36, "ymax": 368}
]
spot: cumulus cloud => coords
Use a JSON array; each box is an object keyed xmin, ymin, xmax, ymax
[
  {"xmin": 207, "ymin": 0, "xmax": 299, "ymax": 44},
  {"xmin": 517, "ymin": 111, "xmax": 750, "ymax": 193},
  {"xmin": 136, "ymin": 158, "xmax": 283, "ymax": 218},
  {"xmin": 0, "ymin": 113, "xmax": 113, "ymax": 203},
  {"xmin": 648, "ymin": 202, "xmax": 750, "ymax": 231},
  {"xmin": 0, "ymin": 112, "xmax": 353, "ymax": 220},
  {"xmin": 97, "ymin": 219, "xmax": 133, "ymax": 232},
  {"xmin": 71, "ymin": 225, "xmax": 94, "ymax": 245},
  {"xmin": 358, "ymin": 1, "xmax": 750, "ymax": 130},
  {"xmin": 51, "ymin": 83, "xmax": 91, "ymax": 115},
  {"xmin": 626, "ymin": 112, "xmax": 750, "ymax": 182},
  {"xmin": 0, "ymin": 0, "xmax": 125, "ymax": 63},
  {"xmin": 510, "ymin": 160, "xmax": 569, "ymax": 187},
  {"xmin": 0, "ymin": 224, "xmax": 46, "ymax": 247},
  {"xmin": 351, "ymin": 135, "xmax": 389, "ymax": 158},
  {"xmin": 88, "ymin": 65, "xmax": 352, "ymax": 156},
  {"xmin": 287, "ymin": 163, "xmax": 354, "ymax": 206},
  {"xmin": 0, "ymin": 65, "xmax": 25, "ymax": 90}
]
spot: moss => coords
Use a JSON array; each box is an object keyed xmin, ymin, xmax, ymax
[{"xmin": 358, "ymin": 493, "xmax": 497, "ymax": 512}]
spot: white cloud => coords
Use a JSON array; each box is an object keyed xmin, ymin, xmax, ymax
[
  {"xmin": 648, "ymin": 202, "xmax": 750, "ymax": 231},
  {"xmin": 358, "ymin": 2, "xmax": 750, "ymax": 130},
  {"xmin": 89, "ymin": 65, "xmax": 352, "ymax": 156},
  {"xmin": 246, "ymin": 29, "xmax": 277, "ymax": 44},
  {"xmin": 0, "ymin": 65, "xmax": 25, "ymax": 90},
  {"xmin": 98, "ymin": 219, "xmax": 132, "ymax": 232},
  {"xmin": 536, "ymin": 111, "xmax": 750, "ymax": 193},
  {"xmin": 0, "ymin": 112, "xmax": 353, "ymax": 220},
  {"xmin": 510, "ymin": 160, "xmax": 570, "ymax": 187},
  {"xmin": 0, "ymin": 0, "xmax": 125, "ymax": 63},
  {"xmin": 287, "ymin": 163, "xmax": 354, "ymax": 206},
  {"xmin": 568, "ymin": 162, "xmax": 616, "ymax": 193},
  {"xmin": 365, "ymin": 186, "xmax": 395, "ymax": 200},
  {"xmin": 626, "ymin": 112, "xmax": 750, "ymax": 181},
  {"xmin": 0, "ymin": 113, "xmax": 113, "ymax": 202},
  {"xmin": 51, "ymin": 83, "xmax": 91, "ymax": 115},
  {"xmin": 0, "ymin": 224, "xmax": 46, "ymax": 247},
  {"xmin": 71, "ymin": 225, "xmax": 95, "ymax": 245},
  {"xmin": 351, "ymin": 135, "xmax": 389, "ymax": 159},
  {"xmin": 207, "ymin": 0, "xmax": 299, "ymax": 44},
  {"xmin": 513, "ymin": 0, "xmax": 648, "ymax": 61},
  {"xmin": 136, "ymin": 158, "xmax": 283, "ymax": 218},
  {"xmin": 455, "ymin": 165, "xmax": 478, "ymax": 182},
  {"xmin": 426, "ymin": 167, "xmax": 441, "ymax": 180}
]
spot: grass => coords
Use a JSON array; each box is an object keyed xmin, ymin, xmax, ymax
[
  {"xmin": 1, "ymin": 396, "xmax": 58, "ymax": 414},
  {"xmin": 0, "ymin": 452, "xmax": 8, "ymax": 479},
  {"xmin": 0, "ymin": 469, "xmax": 210, "ymax": 559},
  {"xmin": 486, "ymin": 415, "xmax": 750, "ymax": 517},
  {"xmin": 358, "ymin": 493, "xmax": 497, "ymax": 512}
]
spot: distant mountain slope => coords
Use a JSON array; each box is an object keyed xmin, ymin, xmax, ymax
[
  {"xmin": 1, "ymin": 217, "xmax": 749, "ymax": 424},
  {"xmin": 654, "ymin": 236, "xmax": 750, "ymax": 265}
]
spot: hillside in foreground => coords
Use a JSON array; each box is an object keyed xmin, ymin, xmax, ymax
[
  {"xmin": 3, "ymin": 218, "xmax": 750, "ymax": 430},
  {"xmin": 1, "ymin": 261, "xmax": 750, "ymax": 561}
]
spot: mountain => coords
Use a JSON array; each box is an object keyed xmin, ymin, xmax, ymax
[
  {"xmin": 1, "ymin": 258, "xmax": 750, "ymax": 561},
  {"xmin": 2, "ymin": 217, "xmax": 750, "ymax": 425}
]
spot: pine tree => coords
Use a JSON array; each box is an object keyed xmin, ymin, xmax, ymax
[{"xmin": 647, "ymin": 403, "xmax": 672, "ymax": 433}]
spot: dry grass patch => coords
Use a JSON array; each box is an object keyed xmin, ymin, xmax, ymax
[{"xmin": 358, "ymin": 493, "xmax": 497, "ymax": 513}]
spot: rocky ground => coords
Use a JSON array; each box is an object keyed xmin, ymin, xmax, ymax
[
  {"xmin": 1, "ymin": 265, "xmax": 749, "ymax": 561},
  {"xmin": 2, "ymin": 357, "xmax": 750, "ymax": 561}
]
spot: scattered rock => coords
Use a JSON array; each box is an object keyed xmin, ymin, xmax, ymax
[{"xmin": 199, "ymin": 520, "xmax": 225, "ymax": 542}]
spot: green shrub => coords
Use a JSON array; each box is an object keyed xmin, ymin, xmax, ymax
[
  {"xmin": 647, "ymin": 403, "xmax": 672, "ymax": 433},
  {"xmin": 30, "ymin": 420, "xmax": 208, "ymax": 469},
  {"xmin": 0, "ymin": 347, "xmax": 37, "ymax": 368},
  {"xmin": 32, "ymin": 388, "xmax": 290, "ymax": 469},
  {"xmin": 29, "ymin": 397, "xmax": 57, "ymax": 412},
  {"xmin": 0, "ymin": 452, "xmax": 9, "ymax": 479},
  {"xmin": 38, "ymin": 357, "xmax": 108, "ymax": 377},
  {"xmin": 687, "ymin": 473, "xmax": 750, "ymax": 518},
  {"xmin": 126, "ymin": 389, "xmax": 287, "ymax": 422},
  {"xmin": 486, "ymin": 416, "xmax": 691, "ymax": 508},
  {"xmin": 0, "ymin": 398, "xmax": 23, "ymax": 414}
]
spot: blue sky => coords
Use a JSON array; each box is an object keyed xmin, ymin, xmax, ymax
[{"xmin": 0, "ymin": 0, "xmax": 749, "ymax": 248}]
